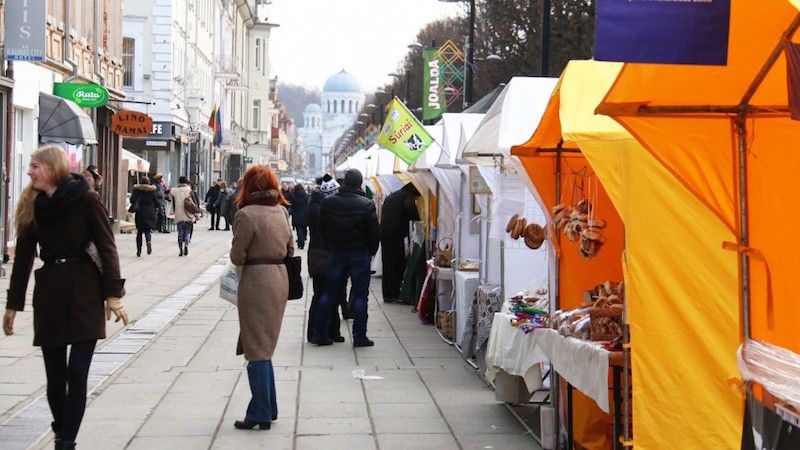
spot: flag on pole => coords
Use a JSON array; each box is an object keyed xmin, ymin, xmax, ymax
[
  {"xmin": 377, "ymin": 98, "xmax": 435, "ymax": 165},
  {"xmin": 213, "ymin": 106, "xmax": 223, "ymax": 146},
  {"xmin": 208, "ymin": 103, "xmax": 217, "ymax": 129}
]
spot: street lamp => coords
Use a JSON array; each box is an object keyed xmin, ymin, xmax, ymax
[{"xmin": 439, "ymin": 0, "xmax": 475, "ymax": 107}]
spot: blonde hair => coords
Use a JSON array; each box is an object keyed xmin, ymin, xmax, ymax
[{"xmin": 15, "ymin": 145, "xmax": 71, "ymax": 234}]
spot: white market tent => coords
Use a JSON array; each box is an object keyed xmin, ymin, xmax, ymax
[
  {"xmin": 458, "ymin": 76, "xmax": 559, "ymax": 299},
  {"xmin": 122, "ymin": 149, "xmax": 150, "ymax": 173}
]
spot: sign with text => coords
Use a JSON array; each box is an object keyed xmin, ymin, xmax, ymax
[
  {"xmin": 594, "ymin": 0, "xmax": 731, "ymax": 65},
  {"xmin": 378, "ymin": 98, "xmax": 435, "ymax": 165},
  {"xmin": 53, "ymin": 83, "xmax": 109, "ymax": 108},
  {"xmin": 111, "ymin": 111, "xmax": 154, "ymax": 137},
  {"xmin": 423, "ymin": 48, "xmax": 446, "ymax": 121},
  {"xmin": 5, "ymin": 0, "xmax": 46, "ymax": 61}
]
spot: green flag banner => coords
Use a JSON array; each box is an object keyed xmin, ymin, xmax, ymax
[
  {"xmin": 378, "ymin": 98, "xmax": 435, "ymax": 165},
  {"xmin": 422, "ymin": 47, "xmax": 446, "ymax": 121}
]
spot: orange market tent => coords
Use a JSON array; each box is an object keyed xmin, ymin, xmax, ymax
[
  {"xmin": 598, "ymin": 2, "xmax": 800, "ymax": 447},
  {"xmin": 516, "ymin": 58, "xmax": 742, "ymax": 449}
]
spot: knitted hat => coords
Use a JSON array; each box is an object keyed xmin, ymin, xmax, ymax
[
  {"xmin": 320, "ymin": 178, "xmax": 340, "ymax": 197},
  {"xmin": 343, "ymin": 169, "xmax": 363, "ymax": 188}
]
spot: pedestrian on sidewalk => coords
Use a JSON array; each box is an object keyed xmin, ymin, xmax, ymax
[
  {"xmin": 3, "ymin": 145, "xmax": 129, "ymax": 450},
  {"xmin": 380, "ymin": 182, "xmax": 421, "ymax": 303},
  {"xmin": 81, "ymin": 166, "xmax": 103, "ymax": 193},
  {"xmin": 152, "ymin": 173, "xmax": 169, "ymax": 233},
  {"xmin": 313, "ymin": 169, "xmax": 380, "ymax": 347},
  {"xmin": 214, "ymin": 181, "xmax": 233, "ymax": 231},
  {"xmin": 290, "ymin": 183, "xmax": 309, "ymax": 249},
  {"xmin": 229, "ymin": 165, "xmax": 293, "ymax": 431},
  {"xmin": 129, "ymin": 176, "xmax": 159, "ymax": 257},
  {"xmin": 170, "ymin": 176, "xmax": 196, "ymax": 256},
  {"xmin": 306, "ymin": 176, "xmax": 346, "ymax": 343},
  {"xmin": 205, "ymin": 179, "xmax": 222, "ymax": 230}
]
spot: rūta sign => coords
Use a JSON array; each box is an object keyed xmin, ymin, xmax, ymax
[{"xmin": 53, "ymin": 83, "xmax": 109, "ymax": 108}]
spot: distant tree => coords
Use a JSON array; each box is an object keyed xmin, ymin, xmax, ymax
[
  {"xmin": 277, "ymin": 83, "xmax": 321, "ymax": 126},
  {"xmin": 377, "ymin": 1, "xmax": 594, "ymax": 112}
]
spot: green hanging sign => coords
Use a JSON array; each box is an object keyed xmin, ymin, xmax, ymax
[
  {"xmin": 53, "ymin": 83, "xmax": 109, "ymax": 108},
  {"xmin": 422, "ymin": 48, "xmax": 446, "ymax": 121}
]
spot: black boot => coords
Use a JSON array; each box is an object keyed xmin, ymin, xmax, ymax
[
  {"xmin": 183, "ymin": 242, "xmax": 189, "ymax": 256},
  {"xmin": 234, "ymin": 418, "xmax": 270, "ymax": 430},
  {"xmin": 146, "ymin": 241, "xmax": 152, "ymax": 255},
  {"xmin": 136, "ymin": 245, "xmax": 141, "ymax": 257},
  {"xmin": 178, "ymin": 242, "xmax": 184, "ymax": 257},
  {"xmin": 55, "ymin": 441, "xmax": 76, "ymax": 449}
]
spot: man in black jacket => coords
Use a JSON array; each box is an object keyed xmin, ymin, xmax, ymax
[
  {"xmin": 204, "ymin": 179, "xmax": 222, "ymax": 230},
  {"xmin": 314, "ymin": 169, "xmax": 381, "ymax": 347},
  {"xmin": 380, "ymin": 182, "xmax": 421, "ymax": 302}
]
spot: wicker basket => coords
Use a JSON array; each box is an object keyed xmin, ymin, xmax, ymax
[
  {"xmin": 589, "ymin": 307, "xmax": 623, "ymax": 341},
  {"xmin": 437, "ymin": 311, "xmax": 456, "ymax": 340}
]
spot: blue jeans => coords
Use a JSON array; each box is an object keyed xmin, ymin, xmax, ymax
[
  {"xmin": 176, "ymin": 221, "xmax": 192, "ymax": 244},
  {"xmin": 246, "ymin": 360, "xmax": 277, "ymax": 422},
  {"xmin": 314, "ymin": 251, "xmax": 371, "ymax": 341}
]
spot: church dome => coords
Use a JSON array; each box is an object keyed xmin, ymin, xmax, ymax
[
  {"xmin": 323, "ymin": 70, "xmax": 362, "ymax": 94},
  {"xmin": 304, "ymin": 103, "xmax": 322, "ymax": 114}
]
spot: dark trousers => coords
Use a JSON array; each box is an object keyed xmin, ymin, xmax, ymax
[
  {"xmin": 177, "ymin": 221, "xmax": 192, "ymax": 244},
  {"xmin": 295, "ymin": 226, "xmax": 307, "ymax": 249},
  {"xmin": 308, "ymin": 275, "xmax": 344, "ymax": 341},
  {"xmin": 209, "ymin": 211, "xmax": 218, "ymax": 229},
  {"xmin": 381, "ymin": 236, "xmax": 406, "ymax": 300},
  {"xmin": 215, "ymin": 214, "xmax": 230, "ymax": 230},
  {"xmin": 246, "ymin": 360, "xmax": 277, "ymax": 422},
  {"xmin": 156, "ymin": 206, "xmax": 167, "ymax": 232},
  {"xmin": 136, "ymin": 228, "xmax": 152, "ymax": 250},
  {"xmin": 314, "ymin": 252, "xmax": 371, "ymax": 341},
  {"xmin": 41, "ymin": 340, "xmax": 97, "ymax": 443}
]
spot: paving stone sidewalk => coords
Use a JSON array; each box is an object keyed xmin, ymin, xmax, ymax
[{"xmin": 0, "ymin": 219, "xmax": 538, "ymax": 449}]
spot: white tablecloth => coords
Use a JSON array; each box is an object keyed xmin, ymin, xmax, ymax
[
  {"xmin": 454, "ymin": 270, "xmax": 479, "ymax": 347},
  {"xmin": 535, "ymin": 328, "xmax": 611, "ymax": 413},
  {"xmin": 485, "ymin": 313, "xmax": 548, "ymax": 392}
]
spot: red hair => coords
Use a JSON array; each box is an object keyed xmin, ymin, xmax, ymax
[{"xmin": 236, "ymin": 165, "xmax": 290, "ymax": 207}]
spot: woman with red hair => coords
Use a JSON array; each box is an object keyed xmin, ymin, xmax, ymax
[{"xmin": 229, "ymin": 165, "xmax": 293, "ymax": 430}]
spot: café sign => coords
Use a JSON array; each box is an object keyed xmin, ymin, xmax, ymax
[
  {"xmin": 111, "ymin": 111, "xmax": 154, "ymax": 137},
  {"xmin": 53, "ymin": 83, "xmax": 109, "ymax": 108}
]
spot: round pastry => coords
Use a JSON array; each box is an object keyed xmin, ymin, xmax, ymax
[
  {"xmin": 523, "ymin": 223, "xmax": 546, "ymax": 249},
  {"xmin": 506, "ymin": 214, "xmax": 519, "ymax": 233}
]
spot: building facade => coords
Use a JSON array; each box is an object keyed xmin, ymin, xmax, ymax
[{"xmin": 300, "ymin": 69, "xmax": 364, "ymax": 177}]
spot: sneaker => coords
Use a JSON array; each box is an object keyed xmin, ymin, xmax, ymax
[{"xmin": 353, "ymin": 339, "xmax": 374, "ymax": 348}]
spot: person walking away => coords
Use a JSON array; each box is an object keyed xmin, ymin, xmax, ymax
[
  {"xmin": 3, "ymin": 145, "xmax": 129, "ymax": 449},
  {"xmin": 306, "ymin": 178, "xmax": 346, "ymax": 343},
  {"xmin": 229, "ymin": 165, "xmax": 293, "ymax": 430},
  {"xmin": 290, "ymin": 184, "xmax": 309, "ymax": 249},
  {"xmin": 214, "ymin": 181, "xmax": 233, "ymax": 231},
  {"xmin": 380, "ymin": 182, "xmax": 421, "ymax": 303},
  {"xmin": 205, "ymin": 179, "xmax": 222, "ymax": 230},
  {"xmin": 82, "ymin": 166, "xmax": 103, "ymax": 194},
  {"xmin": 313, "ymin": 169, "xmax": 380, "ymax": 347},
  {"xmin": 129, "ymin": 176, "xmax": 159, "ymax": 257},
  {"xmin": 170, "ymin": 176, "xmax": 196, "ymax": 256},
  {"xmin": 152, "ymin": 173, "xmax": 169, "ymax": 233}
]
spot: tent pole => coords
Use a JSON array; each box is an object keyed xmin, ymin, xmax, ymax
[
  {"xmin": 551, "ymin": 140, "xmax": 563, "ymax": 448},
  {"xmin": 735, "ymin": 113, "xmax": 751, "ymax": 341}
]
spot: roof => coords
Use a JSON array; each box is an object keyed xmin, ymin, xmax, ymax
[
  {"xmin": 323, "ymin": 69, "xmax": 362, "ymax": 93},
  {"xmin": 304, "ymin": 103, "xmax": 322, "ymax": 114}
]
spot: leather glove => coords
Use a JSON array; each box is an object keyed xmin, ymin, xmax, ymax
[
  {"xmin": 3, "ymin": 309, "xmax": 16, "ymax": 336},
  {"xmin": 105, "ymin": 298, "xmax": 129, "ymax": 325}
]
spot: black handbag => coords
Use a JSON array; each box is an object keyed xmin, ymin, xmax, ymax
[{"xmin": 285, "ymin": 256, "xmax": 303, "ymax": 300}]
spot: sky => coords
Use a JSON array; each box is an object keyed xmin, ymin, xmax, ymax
[{"xmin": 263, "ymin": 0, "xmax": 463, "ymax": 92}]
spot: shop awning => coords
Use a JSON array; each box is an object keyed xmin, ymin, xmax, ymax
[
  {"xmin": 122, "ymin": 149, "xmax": 150, "ymax": 173},
  {"xmin": 38, "ymin": 92, "xmax": 97, "ymax": 145}
]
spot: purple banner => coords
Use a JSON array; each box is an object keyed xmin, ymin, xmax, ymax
[{"xmin": 594, "ymin": 0, "xmax": 731, "ymax": 66}]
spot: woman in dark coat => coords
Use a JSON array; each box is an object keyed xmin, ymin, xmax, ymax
[
  {"xmin": 290, "ymin": 184, "xmax": 309, "ymax": 249},
  {"xmin": 130, "ymin": 176, "xmax": 160, "ymax": 257},
  {"xmin": 3, "ymin": 145, "xmax": 128, "ymax": 449},
  {"xmin": 306, "ymin": 179, "xmax": 345, "ymax": 343},
  {"xmin": 214, "ymin": 181, "xmax": 233, "ymax": 231}
]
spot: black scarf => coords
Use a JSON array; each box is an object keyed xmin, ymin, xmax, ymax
[{"xmin": 34, "ymin": 173, "xmax": 89, "ymax": 227}]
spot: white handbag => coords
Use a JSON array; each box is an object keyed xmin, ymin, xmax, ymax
[{"xmin": 219, "ymin": 263, "xmax": 240, "ymax": 306}]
